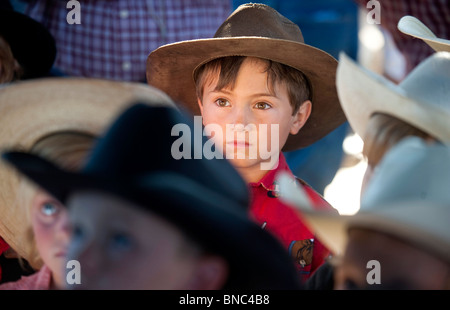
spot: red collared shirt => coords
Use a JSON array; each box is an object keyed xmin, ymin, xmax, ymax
[
  {"xmin": 0, "ymin": 237, "xmax": 8, "ymax": 282},
  {"xmin": 249, "ymin": 153, "xmax": 336, "ymax": 282},
  {"xmin": 0, "ymin": 265, "xmax": 51, "ymax": 290}
]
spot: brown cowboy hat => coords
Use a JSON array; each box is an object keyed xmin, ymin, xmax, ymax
[
  {"xmin": 146, "ymin": 3, "xmax": 345, "ymax": 151},
  {"xmin": 0, "ymin": 77, "xmax": 175, "ymax": 268}
]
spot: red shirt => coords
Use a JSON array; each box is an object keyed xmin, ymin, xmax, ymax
[
  {"xmin": 249, "ymin": 153, "xmax": 336, "ymax": 282},
  {"xmin": 0, "ymin": 237, "xmax": 9, "ymax": 282},
  {"xmin": 0, "ymin": 265, "xmax": 51, "ymax": 290}
]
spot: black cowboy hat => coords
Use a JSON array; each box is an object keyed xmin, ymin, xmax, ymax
[
  {"xmin": 0, "ymin": 0, "xmax": 56, "ymax": 79},
  {"xmin": 2, "ymin": 103, "xmax": 302, "ymax": 290}
]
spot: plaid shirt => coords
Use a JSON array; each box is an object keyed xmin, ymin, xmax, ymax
[
  {"xmin": 356, "ymin": 0, "xmax": 450, "ymax": 75},
  {"xmin": 24, "ymin": 0, "xmax": 231, "ymax": 82}
]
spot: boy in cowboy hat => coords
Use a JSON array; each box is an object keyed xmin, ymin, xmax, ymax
[
  {"xmin": 146, "ymin": 3, "xmax": 345, "ymax": 280},
  {"xmin": 279, "ymin": 137, "xmax": 450, "ymax": 289},
  {"xmin": 2, "ymin": 103, "xmax": 302, "ymax": 290},
  {"xmin": 0, "ymin": 77, "xmax": 175, "ymax": 288}
]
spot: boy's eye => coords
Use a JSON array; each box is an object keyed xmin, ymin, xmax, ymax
[
  {"xmin": 40, "ymin": 202, "xmax": 59, "ymax": 216},
  {"xmin": 109, "ymin": 233, "xmax": 133, "ymax": 252},
  {"xmin": 215, "ymin": 98, "xmax": 231, "ymax": 107},
  {"xmin": 254, "ymin": 102, "xmax": 271, "ymax": 110},
  {"xmin": 72, "ymin": 225, "xmax": 84, "ymax": 240}
]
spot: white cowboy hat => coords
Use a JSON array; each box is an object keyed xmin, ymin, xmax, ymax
[
  {"xmin": 336, "ymin": 51, "xmax": 450, "ymax": 143},
  {"xmin": 397, "ymin": 15, "xmax": 450, "ymax": 52},
  {"xmin": 277, "ymin": 137, "xmax": 450, "ymax": 264},
  {"xmin": 0, "ymin": 77, "xmax": 175, "ymax": 267}
]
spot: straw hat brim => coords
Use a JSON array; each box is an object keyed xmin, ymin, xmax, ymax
[
  {"xmin": 336, "ymin": 52, "xmax": 450, "ymax": 143},
  {"xmin": 277, "ymin": 173, "xmax": 450, "ymax": 263},
  {"xmin": 0, "ymin": 78, "xmax": 175, "ymax": 266},
  {"xmin": 397, "ymin": 16, "xmax": 450, "ymax": 53},
  {"xmin": 147, "ymin": 37, "xmax": 345, "ymax": 150}
]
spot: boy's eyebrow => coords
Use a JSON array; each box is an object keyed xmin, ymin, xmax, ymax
[{"xmin": 210, "ymin": 89, "xmax": 278, "ymax": 99}]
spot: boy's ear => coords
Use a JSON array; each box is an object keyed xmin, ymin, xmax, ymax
[
  {"xmin": 186, "ymin": 255, "xmax": 229, "ymax": 290},
  {"xmin": 197, "ymin": 98, "xmax": 203, "ymax": 114},
  {"xmin": 290, "ymin": 100, "xmax": 312, "ymax": 135},
  {"xmin": 197, "ymin": 98, "xmax": 206, "ymax": 126}
]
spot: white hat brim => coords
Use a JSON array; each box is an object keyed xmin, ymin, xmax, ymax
[
  {"xmin": 277, "ymin": 172, "xmax": 450, "ymax": 262},
  {"xmin": 336, "ymin": 52, "xmax": 450, "ymax": 143},
  {"xmin": 397, "ymin": 16, "xmax": 450, "ymax": 52}
]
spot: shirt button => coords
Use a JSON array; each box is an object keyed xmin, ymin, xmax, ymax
[
  {"xmin": 122, "ymin": 61, "xmax": 131, "ymax": 71},
  {"xmin": 119, "ymin": 10, "xmax": 129, "ymax": 19}
]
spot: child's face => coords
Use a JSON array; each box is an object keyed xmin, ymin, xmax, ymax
[
  {"xmin": 31, "ymin": 190, "xmax": 70, "ymax": 289},
  {"xmin": 198, "ymin": 57, "xmax": 310, "ymax": 171},
  {"xmin": 66, "ymin": 191, "xmax": 212, "ymax": 290},
  {"xmin": 333, "ymin": 228, "xmax": 450, "ymax": 290}
]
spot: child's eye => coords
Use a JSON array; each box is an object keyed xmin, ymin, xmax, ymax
[
  {"xmin": 40, "ymin": 202, "xmax": 60, "ymax": 217},
  {"xmin": 109, "ymin": 233, "xmax": 133, "ymax": 252},
  {"xmin": 72, "ymin": 225, "xmax": 84, "ymax": 241},
  {"xmin": 215, "ymin": 98, "xmax": 231, "ymax": 107},
  {"xmin": 254, "ymin": 102, "xmax": 271, "ymax": 110}
]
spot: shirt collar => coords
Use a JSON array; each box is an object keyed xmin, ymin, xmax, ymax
[{"xmin": 249, "ymin": 153, "xmax": 291, "ymax": 191}]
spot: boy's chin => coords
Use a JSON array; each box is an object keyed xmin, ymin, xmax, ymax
[{"xmin": 227, "ymin": 156, "xmax": 278, "ymax": 171}]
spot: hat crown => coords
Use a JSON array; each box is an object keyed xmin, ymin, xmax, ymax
[
  {"xmin": 399, "ymin": 52, "xmax": 450, "ymax": 112},
  {"xmin": 214, "ymin": 3, "xmax": 304, "ymax": 43},
  {"xmin": 361, "ymin": 137, "xmax": 450, "ymax": 211}
]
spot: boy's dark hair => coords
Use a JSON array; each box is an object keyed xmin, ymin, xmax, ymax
[{"xmin": 194, "ymin": 56, "xmax": 312, "ymax": 115}]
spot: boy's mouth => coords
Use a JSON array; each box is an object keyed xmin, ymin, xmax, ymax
[{"xmin": 228, "ymin": 141, "xmax": 250, "ymax": 148}]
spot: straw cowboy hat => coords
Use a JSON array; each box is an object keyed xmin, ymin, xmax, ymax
[
  {"xmin": 277, "ymin": 136, "xmax": 450, "ymax": 264},
  {"xmin": 146, "ymin": 3, "xmax": 345, "ymax": 151},
  {"xmin": 397, "ymin": 15, "xmax": 450, "ymax": 53},
  {"xmin": 0, "ymin": 78, "xmax": 175, "ymax": 268},
  {"xmin": 0, "ymin": 1, "xmax": 56, "ymax": 79},
  {"xmin": 3, "ymin": 104, "xmax": 302, "ymax": 289},
  {"xmin": 336, "ymin": 51, "xmax": 450, "ymax": 143}
]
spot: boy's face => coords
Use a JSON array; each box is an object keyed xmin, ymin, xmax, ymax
[
  {"xmin": 333, "ymin": 228, "xmax": 450, "ymax": 290},
  {"xmin": 65, "ymin": 191, "xmax": 217, "ymax": 290},
  {"xmin": 198, "ymin": 57, "xmax": 311, "ymax": 172}
]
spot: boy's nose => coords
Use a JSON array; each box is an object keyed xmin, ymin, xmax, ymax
[
  {"xmin": 68, "ymin": 238, "xmax": 101, "ymax": 280},
  {"xmin": 231, "ymin": 104, "xmax": 252, "ymax": 126}
]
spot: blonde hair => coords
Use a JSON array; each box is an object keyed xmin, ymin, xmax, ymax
[
  {"xmin": 0, "ymin": 35, "xmax": 23, "ymax": 83},
  {"xmin": 17, "ymin": 131, "xmax": 96, "ymax": 269},
  {"xmin": 363, "ymin": 113, "xmax": 436, "ymax": 167}
]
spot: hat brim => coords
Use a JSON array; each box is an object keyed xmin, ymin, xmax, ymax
[
  {"xmin": 397, "ymin": 16, "xmax": 450, "ymax": 53},
  {"xmin": 277, "ymin": 173, "xmax": 450, "ymax": 263},
  {"xmin": 336, "ymin": 52, "xmax": 450, "ymax": 143},
  {"xmin": 0, "ymin": 10, "xmax": 56, "ymax": 78},
  {"xmin": 0, "ymin": 78, "xmax": 176, "ymax": 266},
  {"xmin": 3, "ymin": 151, "xmax": 301, "ymax": 289},
  {"xmin": 147, "ymin": 37, "xmax": 346, "ymax": 150}
]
